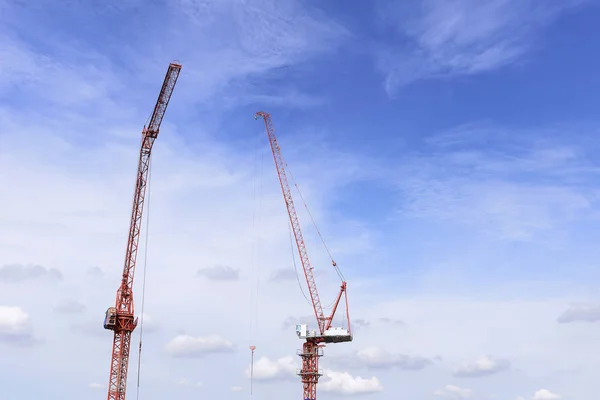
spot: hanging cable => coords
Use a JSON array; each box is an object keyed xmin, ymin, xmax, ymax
[
  {"xmin": 248, "ymin": 132, "xmax": 264, "ymax": 395},
  {"xmin": 135, "ymin": 153, "xmax": 152, "ymax": 400},
  {"xmin": 255, "ymin": 145, "xmax": 264, "ymax": 337},
  {"xmin": 284, "ymin": 160, "xmax": 345, "ymax": 282},
  {"xmin": 288, "ymin": 218, "xmax": 311, "ymax": 305},
  {"xmin": 249, "ymin": 345, "xmax": 256, "ymax": 395}
]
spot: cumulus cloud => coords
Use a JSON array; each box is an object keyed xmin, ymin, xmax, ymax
[
  {"xmin": 269, "ymin": 268, "xmax": 298, "ymax": 282},
  {"xmin": 245, "ymin": 355, "xmax": 297, "ymax": 381},
  {"xmin": 320, "ymin": 369, "xmax": 383, "ymax": 395},
  {"xmin": 557, "ymin": 303, "xmax": 600, "ymax": 323},
  {"xmin": 165, "ymin": 334, "xmax": 234, "ymax": 357},
  {"xmin": 452, "ymin": 355, "xmax": 510, "ymax": 377},
  {"xmin": 138, "ymin": 312, "xmax": 159, "ymax": 333},
  {"xmin": 197, "ymin": 265, "xmax": 239, "ymax": 281},
  {"xmin": 377, "ymin": 317, "xmax": 405, "ymax": 326},
  {"xmin": 177, "ymin": 378, "xmax": 202, "ymax": 387},
  {"xmin": 54, "ymin": 299, "xmax": 86, "ymax": 314},
  {"xmin": 281, "ymin": 315, "xmax": 315, "ymax": 330},
  {"xmin": 353, "ymin": 318, "xmax": 370, "ymax": 328},
  {"xmin": 0, "ymin": 263, "xmax": 62, "ymax": 282},
  {"xmin": 0, "ymin": 306, "xmax": 36, "ymax": 346},
  {"xmin": 434, "ymin": 385, "xmax": 473, "ymax": 399},
  {"xmin": 533, "ymin": 389, "xmax": 561, "ymax": 400},
  {"xmin": 72, "ymin": 320, "xmax": 106, "ymax": 338},
  {"xmin": 354, "ymin": 346, "xmax": 432, "ymax": 370},
  {"xmin": 86, "ymin": 266, "xmax": 104, "ymax": 278}
]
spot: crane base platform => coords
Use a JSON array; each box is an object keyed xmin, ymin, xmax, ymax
[{"xmin": 296, "ymin": 324, "xmax": 353, "ymax": 343}]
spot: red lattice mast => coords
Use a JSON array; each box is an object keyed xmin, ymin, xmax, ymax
[
  {"xmin": 255, "ymin": 111, "xmax": 352, "ymax": 400},
  {"xmin": 103, "ymin": 62, "xmax": 181, "ymax": 400}
]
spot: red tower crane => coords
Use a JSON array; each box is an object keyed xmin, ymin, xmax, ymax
[
  {"xmin": 255, "ymin": 111, "xmax": 352, "ymax": 400},
  {"xmin": 103, "ymin": 62, "xmax": 182, "ymax": 400}
]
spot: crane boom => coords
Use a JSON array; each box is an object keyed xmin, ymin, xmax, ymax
[
  {"xmin": 104, "ymin": 62, "xmax": 182, "ymax": 400},
  {"xmin": 255, "ymin": 111, "xmax": 352, "ymax": 400},
  {"xmin": 254, "ymin": 111, "xmax": 326, "ymax": 332}
]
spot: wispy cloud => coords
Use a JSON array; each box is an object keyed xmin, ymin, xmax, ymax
[
  {"xmin": 557, "ymin": 303, "xmax": 600, "ymax": 323},
  {"xmin": 0, "ymin": 0, "xmax": 349, "ymax": 111},
  {"xmin": 353, "ymin": 346, "xmax": 432, "ymax": 370},
  {"xmin": 376, "ymin": 0, "xmax": 589, "ymax": 93},
  {"xmin": 157, "ymin": 0, "xmax": 350, "ymax": 105},
  {"xmin": 452, "ymin": 355, "xmax": 510, "ymax": 377},
  {"xmin": 0, "ymin": 264, "xmax": 63, "ymax": 282},
  {"xmin": 393, "ymin": 123, "xmax": 600, "ymax": 241},
  {"xmin": 197, "ymin": 265, "xmax": 240, "ymax": 281},
  {"xmin": 434, "ymin": 384, "xmax": 473, "ymax": 399}
]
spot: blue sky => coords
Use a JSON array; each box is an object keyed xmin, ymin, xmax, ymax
[{"xmin": 2, "ymin": 1, "xmax": 600, "ymax": 400}]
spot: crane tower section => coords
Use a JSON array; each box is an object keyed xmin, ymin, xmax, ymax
[
  {"xmin": 103, "ymin": 62, "xmax": 182, "ymax": 400},
  {"xmin": 255, "ymin": 111, "xmax": 352, "ymax": 400}
]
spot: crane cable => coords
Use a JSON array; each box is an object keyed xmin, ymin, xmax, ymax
[
  {"xmin": 283, "ymin": 160, "xmax": 345, "ymax": 282},
  {"xmin": 288, "ymin": 218, "xmax": 311, "ymax": 305},
  {"xmin": 248, "ymin": 133, "xmax": 264, "ymax": 395},
  {"xmin": 135, "ymin": 153, "xmax": 152, "ymax": 400},
  {"xmin": 283, "ymin": 159, "xmax": 344, "ymax": 314}
]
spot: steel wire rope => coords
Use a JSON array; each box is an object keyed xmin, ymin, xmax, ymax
[
  {"xmin": 282, "ymin": 158, "xmax": 345, "ymax": 317},
  {"xmin": 248, "ymin": 132, "xmax": 264, "ymax": 394},
  {"xmin": 283, "ymin": 160, "xmax": 345, "ymax": 282},
  {"xmin": 288, "ymin": 217, "xmax": 311, "ymax": 306},
  {"xmin": 135, "ymin": 152, "xmax": 152, "ymax": 400}
]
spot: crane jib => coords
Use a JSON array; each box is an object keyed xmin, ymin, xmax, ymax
[
  {"xmin": 104, "ymin": 62, "xmax": 181, "ymax": 400},
  {"xmin": 255, "ymin": 111, "xmax": 353, "ymax": 400}
]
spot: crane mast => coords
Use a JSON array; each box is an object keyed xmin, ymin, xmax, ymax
[
  {"xmin": 103, "ymin": 62, "xmax": 182, "ymax": 400},
  {"xmin": 255, "ymin": 111, "xmax": 352, "ymax": 400}
]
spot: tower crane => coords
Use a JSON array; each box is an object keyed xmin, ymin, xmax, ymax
[
  {"xmin": 103, "ymin": 62, "xmax": 182, "ymax": 400},
  {"xmin": 254, "ymin": 111, "xmax": 352, "ymax": 400}
]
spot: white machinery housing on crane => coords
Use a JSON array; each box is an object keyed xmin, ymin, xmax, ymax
[{"xmin": 296, "ymin": 324, "xmax": 352, "ymax": 343}]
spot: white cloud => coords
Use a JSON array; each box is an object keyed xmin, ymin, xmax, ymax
[
  {"xmin": 353, "ymin": 318, "xmax": 370, "ymax": 329},
  {"xmin": 393, "ymin": 124, "xmax": 598, "ymax": 241},
  {"xmin": 320, "ymin": 369, "xmax": 383, "ymax": 395},
  {"xmin": 452, "ymin": 355, "xmax": 510, "ymax": 377},
  {"xmin": 245, "ymin": 356, "xmax": 297, "ymax": 381},
  {"xmin": 0, "ymin": 306, "xmax": 35, "ymax": 345},
  {"xmin": 0, "ymin": 264, "xmax": 63, "ymax": 282},
  {"xmin": 281, "ymin": 315, "xmax": 315, "ymax": 330},
  {"xmin": 138, "ymin": 312, "xmax": 159, "ymax": 333},
  {"xmin": 377, "ymin": 0, "xmax": 590, "ymax": 93},
  {"xmin": 0, "ymin": 306, "xmax": 29, "ymax": 333},
  {"xmin": 434, "ymin": 384, "xmax": 473, "ymax": 399},
  {"xmin": 89, "ymin": 383, "xmax": 103, "ymax": 390},
  {"xmin": 533, "ymin": 389, "xmax": 561, "ymax": 400},
  {"xmin": 165, "ymin": 334, "xmax": 234, "ymax": 357},
  {"xmin": 230, "ymin": 386, "xmax": 243, "ymax": 392},
  {"xmin": 86, "ymin": 266, "xmax": 104, "ymax": 278},
  {"xmin": 146, "ymin": 0, "xmax": 350, "ymax": 107},
  {"xmin": 177, "ymin": 378, "xmax": 202, "ymax": 387},
  {"xmin": 197, "ymin": 265, "xmax": 240, "ymax": 281},
  {"xmin": 354, "ymin": 346, "xmax": 432, "ymax": 370},
  {"xmin": 377, "ymin": 317, "xmax": 405, "ymax": 326},
  {"xmin": 269, "ymin": 268, "xmax": 298, "ymax": 282},
  {"xmin": 54, "ymin": 299, "xmax": 86, "ymax": 315},
  {"xmin": 557, "ymin": 303, "xmax": 600, "ymax": 323}
]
